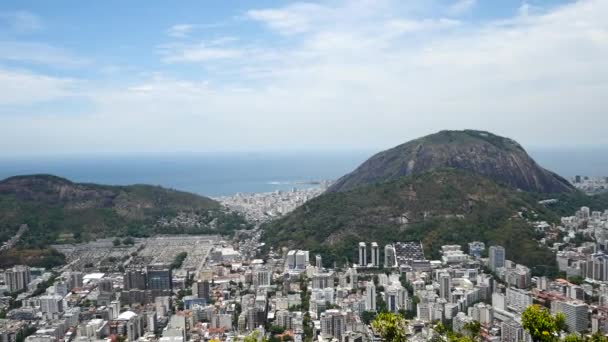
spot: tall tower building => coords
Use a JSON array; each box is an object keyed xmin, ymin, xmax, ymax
[
  {"xmin": 371, "ymin": 242, "xmax": 379, "ymax": 267},
  {"xmin": 5, "ymin": 265, "xmax": 31, "ymax": 292},
  {"xmin": 489, "ymin": 245, "xmax": 506, "ymax": 271},
  {"xmin": 384, "ymin": 244, "xmax": 396, "ymax": 268},
  {"xmin": 316, "ymin": 254, "xmax": 323, "ymax": 268},
  {"xmin": 358, "ymin": 242, "xmax": 367, "ymax": 267},
  {"xmin": 146, "ymin": 265, "xmax": 172, "ymax": 290},
  {"xmin": 439, "ymin": 273, "xmax": 452, "ymax": 302},
  {"xmin": 365, "ymin": 283, "xmax": 376, "ymax": 312}
]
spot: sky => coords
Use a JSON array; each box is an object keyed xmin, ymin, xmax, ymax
[{"xmin": 0, "ymin": 0, "xmax": 607, "ymax": 155}]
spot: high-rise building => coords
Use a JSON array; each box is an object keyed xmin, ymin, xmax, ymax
[
  {"xmin": 365, "ymin": 283, "xmax": 376, "ymax": 312},
  {"xmin": 5, "ymin": 265, "xmax": 31, "ymax": 292},
  {"xmin": 312, "ymin": 272, "xmax": 332, "ymax": 289},
  {"xmin": 286, "ymin": 250, "xmax": 296, "ymax": 270},
  {"xmin": 371, "ymin": 242, "xmax": 379, "ymax": 267},
  {"xmin": 295, "ymin": 251, "xmax": 309, "ymax": 270},
  {"xmin": 69, "ymin": 272, "xmax": 84, "ymax": 290},
  {"xmin": 501, "ymin": 319, "xmax": 525, "ymax": 342},
  {"xmin": 505, "ymin": 288, "xmax": 533, "ymax": 314},
  {"xmin": 253, "ymin": 266, "xmax": 271, "ymax": 288},
  {"xmin": 552, "ymin": 301, "xmax": 589, "ymax": 333},
  {"xmin": 39, "ymin": 294, "xmax": 64, "ymax": 317},
  {"xmin": 320, "ymin": 310, "xmax": 346, "ymax": 340},
  {"xmin": 358, "ymin": 242, "xmax": 367, "ymax": 267},
  {"xmin": 489, "ymin": 245, "xmax": 506, "ymax": 271},
  {"xmin": 194, "ymin": 280, "xmax": 210, "ymax": 300},
  {"xmin": 316, "ymin": 254, "xmax": 323, "ymax": 268},
  {"xmin": 124, "ymin": 269, "xmax": 147, "ymax": 290},
  {"xmin": 146, "ymin": 265, "xmax": 172, "ymax": 290},
  {"xmin": 384, "ymin": 244, "xmax": 396, "ymax": 268},
  {"xmin": 385, "ymin": 287, "xmax": 402, "ymax": 313},
  {"xmin": 439, "ymin": 273, "xmax": 452, "ymax": 302}
]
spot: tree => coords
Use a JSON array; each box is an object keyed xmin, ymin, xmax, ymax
[
  {"xmin": 463, "ymin": 321, "xmax": 481, "ymax": 341},
  {"xmin": 113, "ymin": 238, "xmax": 121, "ymax": 247},
  {"xmin": 521, "ymin": 305, "xmax": 565, "ymax": 342},
  {"xmin": 122, "ymin": 237, "xmax": 135, "ymax": 245},
  {"xmin": 371, "ymin": 312, "xmax": 408, "ymax": 342}
]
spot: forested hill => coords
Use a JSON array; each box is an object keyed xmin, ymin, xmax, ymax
[
  {"xmin": 264, "ymin": 169, "xmax": 607, "ymax": 274},
  {"xmin": 0, "ymin": 174, "xmax": 249, "ymax": 264}
]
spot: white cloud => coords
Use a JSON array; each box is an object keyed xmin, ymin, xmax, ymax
[
  {"xmin": 0, "ymin": 41, "xmax": 90, "ymax": 67},
  {"xmin": 159, "ymin": 42, "xmax": 244, "ymax": 63},
  {"xmin": 0, "ymin": 68, "xmax": 75, "ymax": 105},
  {"xmin": 3, "ymin": 0, "xmax": 608, "ymax": 154},
  {"xmin": 247, "ymin": 2, "xmax": 328, "ymax": 35},
  {"xmin": 167, "ymin": 24, "xmax": 195, "ymax": 38},
  {"xmin": 447, "ymin": 0, "xmax": 477, "ymax": 16}
]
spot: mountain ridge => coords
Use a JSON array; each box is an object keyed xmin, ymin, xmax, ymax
[{"xmin": 328, "ymin": 130, "xmax": 575, "ymax": 194}]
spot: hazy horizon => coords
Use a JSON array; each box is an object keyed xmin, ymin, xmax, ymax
[{"xmin": 1, "ymin": 0, "xmax": 607, "ymax": 154}]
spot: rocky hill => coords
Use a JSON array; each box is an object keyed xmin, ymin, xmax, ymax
[
  {"xmin": 328, "ymin": 130, "xmax": 575, "ymax": 194},
  {"xmin": 264, "ymin": 169, "xmax": 562, "ymax": 272},
  {"xmin": 0, "ymin": 175, "xmax": 249, "ymax": 266}
]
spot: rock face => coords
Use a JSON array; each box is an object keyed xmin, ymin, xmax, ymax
[{"xmin": 328, "ymin": 130, "xmax": 574, "ymax": 194}]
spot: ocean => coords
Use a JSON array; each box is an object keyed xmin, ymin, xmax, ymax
[{"xmin": 0, "ymin": 147, "xmax": 606, "ymax": 197}]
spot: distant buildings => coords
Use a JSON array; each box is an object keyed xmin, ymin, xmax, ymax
[
  {"xmin": 489, "ymin": 245, "xmax": 505, "ymax": 272},
  {"xmin": 286, "ymin": 250, "xmax": 309, "ymax": 272},
  {"xmin": 551, "ymin": 300, "xmax": 589, "ymax": 333},
  {"xmin": 468, "ymin": 241, "xmax": 485, "ymax": 258},
  {"xmin": 365, "ymin": 283, "xmax": 376, "ymax": 312},
  {"xmin": 358, "ymin": 242, "xmax": 367, "ymax": 267},
  {"xmin": 384, "ymin": 244, "xmax": 396, "ymax": 268},
  {"xmin": 371, "ymin": 242, "xmax": 379, "ymax": 267},
  {"xmin": 5, "ymin": 265, "xmax": 31, "ymax": 292}
]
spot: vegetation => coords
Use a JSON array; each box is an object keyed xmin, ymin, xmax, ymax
[
  {"xmin": 170, "ymin": 252, "xmax": 188, "ymax": 270},
  {"xmin": 264, "ymin": 169, "xmax": 574, "ymax": 273},
  {"xmin": 521, "ymin": 305, "xmax": 565, "ymax": 342},
  {"xmin": 0, "ymin": 174, "xmax": 251, "ymax": 267},
  {"xmin": 371, "ymin": 312, "xmax": 408, "ymax": 342}
]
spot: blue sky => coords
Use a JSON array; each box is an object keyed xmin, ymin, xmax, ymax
[{"xmin": 0, "ymin": 0, "xmax": 606, "ymax": 155}]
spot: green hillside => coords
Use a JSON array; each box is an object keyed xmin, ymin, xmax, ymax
[
  {"xmin": 0, "ymin": 174, "xmax": 250, "ymax": 266},
  {"xmin": 264, "ymin": 169, "xmax": 589, "ymax": 275}
]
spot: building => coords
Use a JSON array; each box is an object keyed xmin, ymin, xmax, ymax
[
  {"xmin": 295, "ymin": 251, "xmax": 309, "ymax": 270},
  {"xmin": 5, "ymin": 265, "xmax": 31, "ymax": 292},
  {"xmin": 371, "ymin": 242, "xmax": 379, "ymax": 267},
  {"xmin": 501, "ymin": 319, "xmax": 525, "ymax": 342},
  {"xmin": 365, "ymin": 283, "xmax": 376, "ymax": 312},
  {"xmin": 358, "ymin": 242, "xmax": 367, "ymax": 267},
  {"xmin": 253, "ymin": 266, "xmax": 271, "ymax": 288},
  {"xmin": 124, "ymin": 269, "xmax": 147, "ymax": 290},
  {"xmin": 193, "ymin": 280, "xmax": 210, "ymax": 300},
  {"xmin": 468, "ymin": 242, "xmax": 485, "ymax": 258},
  {"xmin": 312, "ymin": 272, "xmax": 332, "ymax": 290},
  {"xmin": 384, "ymin": 244, "xmax": 396, "ymax": 268},
  {"xmin": 146, "ymin": 265, "xmax": 172, "ymax": 290},
  {"xmin": 489, "ymin": 246, "xmax": 506, "ymax": 271},
  {"xmin": 275, "ymin": 310, "xmax": 294, "ymax": 331},
  {"xmin": 505, "ymin": 288, "xmax": 533, "ymax": 314},
  {"xmin": 320, "ymin": 310, "xmax": 345, "ymax": 340},
  {"xmin": 316, "ymin": 254, "xmax": 322, "ymax": 268},
  {"xmin": 439, "ymin": 273, "xmax": 452, "ymax": 302},
  {"xmin": 551, "ymin": 301, "xmax": 589, "ymax": 333},
  {"xmin": 69, "ymin": 272, "xmax": 84, "ymax": 289},
  {"xmin": 39, "ymin": 295, "xmax": 64, "ymax": 318}
]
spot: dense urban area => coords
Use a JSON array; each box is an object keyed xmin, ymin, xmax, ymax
[{"xmin": 2, "ymin": 179, "xmax": 608, "ymax": 342}]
